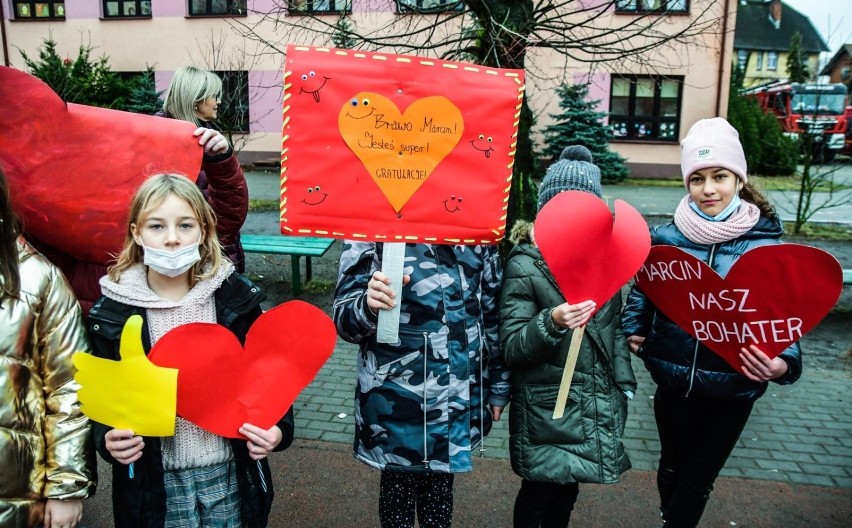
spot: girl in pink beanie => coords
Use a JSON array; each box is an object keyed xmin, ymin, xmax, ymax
[{"xmin": 621, "ymin": 117, "xmax": 802, "ymax": 528}]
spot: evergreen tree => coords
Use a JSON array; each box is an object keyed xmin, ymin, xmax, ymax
[
  {"xmin": 786, "ymin": 31, "xmax": 809, "ymax": 83},
  {"xmin": 332, "ymin": 15, "xmax": 358, "ymax": 49},
  {"xmin": 20, "ymin": 37, "xmax": 129, "ymax": 109},
  {"xmin": 727, "ymin": 62, "xmax": 797, "ymax": 175},
  {"xmin": 124, "ymin": 67, "xmax": 164, "ymax": 115},
  {"xmin": 541, "ymin": 83, "xmax": 628, "ymax": 184}
]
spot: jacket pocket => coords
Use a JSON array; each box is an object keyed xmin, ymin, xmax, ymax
[
  {"xmin": 524, "ymin": 383, "xmax": 585, "ymax": 445},
  {"xmin": 374, "ymin": 350, "xmax": 423, "ymax": 385}
]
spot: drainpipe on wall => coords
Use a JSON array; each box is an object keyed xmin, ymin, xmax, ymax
[
  {"xmin": 716, "ymin": 0, "xmax": 733, "ymax": 116},
  {"xmin": 0, "ymin": 1, "xmax": 9, "ymax": 67}
]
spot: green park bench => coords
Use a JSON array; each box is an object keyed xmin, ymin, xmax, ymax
[
  {"xmin": 241, "ymin": 234, "xmax": 334, "ymax": 295},
  {"xmin": 844, "ymin": 269, "xmax": 852, "ymax": 286}
]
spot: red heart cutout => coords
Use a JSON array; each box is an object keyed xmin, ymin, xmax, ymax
[
  {"xmin": 635, "ymin": 244, "xmax": 842, "ymax": 371},
  {"xmin": 534, "ymin": 191, "xmax": 651, "ymax": 307},
  {"xmin": 147, "ymin": 301, "xmax": 336, "ymax": 439},
  {"xmin": 0, "ymin": 66, "xmax": 202, "ymax": 265}
]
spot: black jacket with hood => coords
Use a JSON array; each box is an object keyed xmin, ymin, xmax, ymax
[{"xmin": 88, "ymin": 271, "xmax": 294, "ymax": 528}]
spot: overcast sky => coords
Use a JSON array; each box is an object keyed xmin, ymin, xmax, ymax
[{"xmin": 780, "ymin": 0, "xmax": 851, "ymax": 53}]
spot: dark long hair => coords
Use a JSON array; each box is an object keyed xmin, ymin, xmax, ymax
[
  {"xmin": 0, "ymin": 167, "xmax": 22, "ymax": 301},
  {"xmin": 740, "ymin": 181, "xmax": 777, "ymax": 219}
]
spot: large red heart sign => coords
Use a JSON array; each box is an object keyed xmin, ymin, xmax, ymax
[
  {"xmin": 147, "ymin": 301, "xmax": 337, "ymax": 439},
  {"xmin": 534, "ymin": 191, "xmax": 651, "ymax": 308},
  {"xmin": 0, "ymin": 66, "xmax": 201, "ymax": 264},
  {"xmin": 635, "ymin": 244, "xmax": 842, "ymax": 371}
]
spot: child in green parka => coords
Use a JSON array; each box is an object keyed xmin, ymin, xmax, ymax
[{"xmin": 499, "ymin": 146, "xmax": 637, "ymax": 527}]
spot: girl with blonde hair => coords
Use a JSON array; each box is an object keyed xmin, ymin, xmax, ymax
[{"xmin": 88, "ymin": 173, "xmax": 293, "ymax": 528}]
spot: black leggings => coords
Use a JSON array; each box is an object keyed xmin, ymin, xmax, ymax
[
  {"xmin": 379, "ymin": 471, "xmax": 454, "ymax": 528},
  {"xmin": 513, "ymin": 479, "xmax": 580, "ymax": 528},
  {"xmin": 654, "ymin": 386, "xmax": 754, "ymax": 528}
]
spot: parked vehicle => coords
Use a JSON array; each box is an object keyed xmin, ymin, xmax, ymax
[{"xmin": 743, "ymin": 81, "xmax": 848, "ymax": 162}]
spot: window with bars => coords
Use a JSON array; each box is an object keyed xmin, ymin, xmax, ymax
[
  {"xmin": 215, "ymin": 71, "xmax": 251, "ymax": 134},
  {"xmin": 13, "ymin": 1, "xmax": 65, "ymax": 19},
  {"xmin": 396, "ymin": 0, "xmax": 463, "ymax": 14},
  {"xmin": 288, "ymin": 0, "xmax": 351, "ymax": 15},
  {"xmin": 615, "ymin": 0, "xmax": 688, "ymax": 14},
  {"xmin": 609, "ymin": 75, "xmax": 683, "ymax": 142},
  {"xmin": 103, "ymin": 1, "xmax": 151, "ymax": 17},
  {"xmin": 189, "ymin": 0, "xmax": 247, "ymax": 16}
]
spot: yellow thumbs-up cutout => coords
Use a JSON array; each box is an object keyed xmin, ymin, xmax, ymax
[{"xmin": 74, "ymin": 315, "xmax": 178, "ymax": 436}]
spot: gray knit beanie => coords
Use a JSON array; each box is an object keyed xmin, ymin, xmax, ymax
[{"xmin": 537, "ymin": 145, "xmax": 602, "ymax": 211}]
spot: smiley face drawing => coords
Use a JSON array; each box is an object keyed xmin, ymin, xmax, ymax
[
  {"xmin": 470, "ymin": 134, "xmax": 495, "ymax": 158},
  {"xmin": 344, "ymin": 97, "xmax": 374, "ymax": 120},
  {"xmin": 299, "ymin": 71, "xmax": 330, "ymax": 103},
  {"xmin": 302, "ymin": 185, "xmax": 328, "ymax": 206},
  {"xmin": 443, "ymin": 195, "xmax": 463, "ymax": 213}
]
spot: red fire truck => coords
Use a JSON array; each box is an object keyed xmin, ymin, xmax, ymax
[{"xmin": 744, "ymin": 81, "xmax": 848, "ymax": 162}]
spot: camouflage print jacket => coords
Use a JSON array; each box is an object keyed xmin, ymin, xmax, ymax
[{"xmin": 333, "ymin": 242, "xmax": 509, "ymax": 473}]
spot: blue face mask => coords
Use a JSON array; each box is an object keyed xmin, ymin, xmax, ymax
[{"xmin": 689, "ymin": 193, "xmax": 742, "ymax": 222}]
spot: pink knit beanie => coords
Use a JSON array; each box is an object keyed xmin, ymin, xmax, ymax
[{"xmin": 680, "ymin": 117, "xmax": 748, "ymax": 187}]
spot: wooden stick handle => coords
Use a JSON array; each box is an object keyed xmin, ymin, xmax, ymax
[{"xmin": 552, "ymin": 324, "xmax": 586, "ymax": 420}]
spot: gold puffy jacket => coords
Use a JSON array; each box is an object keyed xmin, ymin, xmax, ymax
[{"xmin": 0, "ymin": 238, "xmax": 96, "ymax": 527}]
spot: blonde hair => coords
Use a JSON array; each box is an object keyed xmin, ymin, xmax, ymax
[
  {"xmin": 163, "ymin": 66, "xmax": 223, "ymax": 126},
  {"xmin": 109, "ymin": 174, "xmax": 222, "ymax": 283}
]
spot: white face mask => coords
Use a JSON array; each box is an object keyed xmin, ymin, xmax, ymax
[{"xmin": 141, "ymin": 237, "xmax": 202, "ymax": 278}]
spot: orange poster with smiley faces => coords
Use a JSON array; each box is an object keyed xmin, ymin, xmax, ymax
[{"xmin": 281, "ymin": 45, "xmax": 524, "ymax": 244}]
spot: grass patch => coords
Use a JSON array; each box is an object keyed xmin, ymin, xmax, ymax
[
  {"xmin": 783, "ymin": 222, "xmax": 852, "ymax": 241},
  {"xmin": 302, "ymin": 279, "xmax": 335, "ymax": 294},
  {"xmin": 748, "ymin": 175, "xmax": 850, "ymax": 192},
  {"xmin": 249, "ymin": 199, "xmax": 279, "ymax": 212}
]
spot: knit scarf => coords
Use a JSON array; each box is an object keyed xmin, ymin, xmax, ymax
[{"xmin": 673, "ymin": 195, "xmax": 761, "ymax": 245}]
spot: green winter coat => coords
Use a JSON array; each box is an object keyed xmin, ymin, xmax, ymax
[{"xmin": 499, "ymin": 221, "xmax": 637, "ymax": 485}]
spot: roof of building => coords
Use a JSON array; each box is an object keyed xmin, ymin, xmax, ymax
[
  {"xmin": 819, "ymin": 44, "xmax": 852, "ymax": 76},
  {"xmin": 734, "ymin": 1, "xmax": 828, "ymax": 53}
]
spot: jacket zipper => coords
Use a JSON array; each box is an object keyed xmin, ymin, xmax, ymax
[
  {"xmin": 477, "ymin": 322, "xmax": 486, "ymax": 458},
  {"xmin": 421, "ymin": 331, "xmax": 430, "ymax": 469},
  {"xmin": 686, "ymin": 243, "xmax": 717, "ymax": 397}
]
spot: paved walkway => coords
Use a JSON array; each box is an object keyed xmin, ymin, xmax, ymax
[{"xmin": 297, "ymin": 339, "xmax": 852, "ymax": 490}]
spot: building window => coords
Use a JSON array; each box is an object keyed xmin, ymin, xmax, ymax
[
  {"xmin": 189, "ymin": 0, "xmax": 246, "ymax": 16},
  {"xmin": 615, "ymin": 0, "xmax": 688, "ymax": 13},
  {"xmin": 767, "ymin": 51, "xmax": 778, "ymax": 71},
  {"xmin": 13, "ymin": 1, "xmax": 65, "ymax": 19},
  {"xmin": 841, "ymin": 66, "xmax": 851, "ymax": 82},
  {"xmin": 215, "ymin": 71, "xmax": 250, "ymax": 134},
  {"xmin": 737, "ymin": 50, "xmax": 748, "ymax": 71},
  {"xmin": 609, "ymin": 75, "xmax": 682, "ymax": 141},
  {"xmin": 756, "ymin": 51, "xmax": 763, "ymax": 71},
  {"xmin": 288, "ymin": 0, "xmax": 351, "ymax": 14},
  {"xmin": 396, "ymin": 0, "xmax": 463, "ymax": 13},
  {"xmin": 104, "ymin": 1, "xmax": 151, "ymax": 17}
]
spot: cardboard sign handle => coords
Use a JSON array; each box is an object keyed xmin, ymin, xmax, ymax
[
  {"xmin": 377, "ymin": 242, "xmax": 406, "ymax": 344},
  {"xmin": 552, "ymin": 324, "xmax": 586, "ymax": 420}
]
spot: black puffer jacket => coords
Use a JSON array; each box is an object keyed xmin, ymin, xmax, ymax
[
  {"xmin": 621, "ymin": 215, "xmax": 802, "ymax": 401},
  {"xmin": 88, "ymin": 273, "xmax": 294, "ymax": 528}
]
